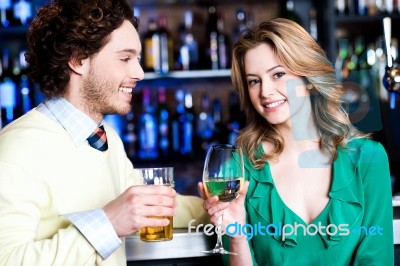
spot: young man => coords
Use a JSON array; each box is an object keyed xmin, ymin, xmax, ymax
[{"xmin": 0, "ymin": 0, "xmax": 206, "ymax": 265}]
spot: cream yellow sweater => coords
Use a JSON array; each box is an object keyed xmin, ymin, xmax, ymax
[{"xmin": 0, "ymin": 110, "xmax": 207, "ymax": 266}]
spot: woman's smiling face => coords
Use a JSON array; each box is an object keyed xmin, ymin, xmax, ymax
[{"xmin": 244, "ymin": 43, "xmax": 311, "ymax": 129}]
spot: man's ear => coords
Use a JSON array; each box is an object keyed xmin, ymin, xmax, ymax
[{"xmin": 68, "ymin": 57, "xmax": 89, "ymax": 75}]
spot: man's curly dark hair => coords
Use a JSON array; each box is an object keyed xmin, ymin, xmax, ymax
[{"xmin": 25, "ymin": 0, "xmax": 139, "ymax": 99}]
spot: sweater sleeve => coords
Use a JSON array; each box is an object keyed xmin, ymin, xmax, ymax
[
  {"xmin": 353, "ymin": 141, "xmax": 394, "ymax": 265},
  {"xmin": 0, "ymin": 162, "xmax": 100, "ymax": 266}
]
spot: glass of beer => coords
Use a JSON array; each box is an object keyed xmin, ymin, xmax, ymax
[{"xmin": 138, "ymin": 167, "xmax": 174, "ymax": 241}]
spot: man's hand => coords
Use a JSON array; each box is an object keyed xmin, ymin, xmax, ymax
[{"xmin": 103, "ymin": 185, "xmax": 177, "ymax": 236}]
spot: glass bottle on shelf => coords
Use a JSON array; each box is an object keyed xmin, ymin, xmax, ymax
[
  {"xmin": 19, "ymin": 74, "xmax": 30, "ymax": 114},
  {"xmin": 354, "ymin": 36, "xmax": 368, "ymax": 70},
  {"xmin": 156, "ymin": 87, "xmax": 170, "ymax": 158},
  {"xmin": 0, "ymin": 77, "xmax": 16, "ymax": 128},
  {"xmin": 206, "ymin": 5, "xmax": 218, "ymax": 70},
  {"xmin": 226, "ymin": 91, "xmax": 245, "ymax": 146},
  {"xmin": 335, "ymin": 0, "xmax": 349, "ymax": 15},
  {"xmin": 216, "ymin": 11, "xmax": 230, "ymax": 69},
  {"xmin": 171, "ymin": 90, "xmax": 184, "ymax": 155},
  {"xmin": 182, "ymin": 91, "xmax": 194, "ymax": 155},
  {"xmin": 123, "ymin": 111, "xmax": 137, "ymax": 160},
  {"xmin": 143, "ymin": 18, "xmax": 158, "ymax": 72},
  {"xmin": 196, "ymin": 93, "xmax": 214, "ymax": 152},
  {"xmin": 309, "ymin": 7, "xmax": 318, "ymax": 41},
  {"xmin": 352, "ymin": 0, "xmax": 368, "ymax": 15},
  {"xmin": 137, "ymin": 87, "xmax": 158, "ymax": 160},
  {"xmin": 284, "ymin": 0, "xmax": 302, "ymax": 25},
  {"xmin": 0, "ymin": 47, "xmax": 17, "ymax": 128},
  {"xmin": 205, "ymin": 6, "xmax": 230, "ymax": 70},
  {"xmin": 246, "ymin": 10, "xmax": 254, "ymax": 29},
  {"xmin": 178, "ymin": 10, "xmax": 198, "ymax": 71},
  {"xmin": 171, "ymin": 90, "xmax": 194, "ymax": 157},
  {"xmin": 142, "ymin": 14, "xmax": 174, "ymax": 73},
  {"xmin": 232, "ymin": 8, "xmax": 247, "ymax": 45},
  {"xmin": 13, "ymin": 0, "xmax": 32, "ymax": 26},
  {"xmin": 17, "ymin": 49, "xmax": 31, "ymax": 115},
  {"xmin": 335, "ymin": 39, "xmax": 352, "ymax": 81},
  {"xmin": 0, "ymin": 0, "xmax": 13, "ymax": 27},
  {"xmin": 154, "ymin": 14, "xmax": 173, "ymax": 74},
  {"xmin": 211, "ymin": 98, "xmax": 223, "ymax": 145}
]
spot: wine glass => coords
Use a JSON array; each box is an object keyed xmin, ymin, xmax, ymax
[{"xmin": 202, "ymin": 144, "xmax": 244, "ymax": 255}]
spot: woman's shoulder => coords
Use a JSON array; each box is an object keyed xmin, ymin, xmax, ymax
[
  {"xmin": 343, "ymin": 137, "xmax": 388, "ymax": 165},
  {"xmin": 346, "ymin": 137, "xmax": 386, "ymax": 154}
]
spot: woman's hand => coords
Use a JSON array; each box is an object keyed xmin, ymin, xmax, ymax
[{"xmin": 197, "ymin": 181, "xmax": 249, "ymax": 237}]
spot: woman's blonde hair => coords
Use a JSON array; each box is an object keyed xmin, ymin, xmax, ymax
[{"xmin": 231, "ymin": 18, "xmax": 367, "ymax": 168}]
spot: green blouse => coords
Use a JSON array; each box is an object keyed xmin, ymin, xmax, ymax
[{"xmin": 223, "ymin": 138, "xmax": 394, "ymax": 265}]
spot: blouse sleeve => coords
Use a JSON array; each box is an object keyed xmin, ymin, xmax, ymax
[{"xmin": 353, "ymin": 141, "xmax": 394, "ymax": 265}]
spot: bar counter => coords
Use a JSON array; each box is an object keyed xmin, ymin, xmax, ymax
[
  {"xmin": 126, "ymin": 229, "xmax": 223, "ymax": 266},
  {"xmin": 126, "ymin": 199, "xmax": 400, "ymax": 265}
]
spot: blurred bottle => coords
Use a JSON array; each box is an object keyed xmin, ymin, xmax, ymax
[
  {"xmin": 353, "ymin": 0, "xmax": 371, "ymax": 15},
  {"xmin": 196, "ymin": 93, "xmax": 214, "ymax": 151},
  {"xmin": 205, "ymin": 6, "xmax": 230, "ymax": 70},
  {"xmin": 227, "ymin": 91, "xmax": 245, "ymax": 145},
  {"xmin": 18, "ymin": 49, "xmax": 31, "ymax": 114},
  {"xmin": 216, "ymin": 11, "xmax": 230, "ymax": 69},
  {"xmin": 0, "ymin": 0, "xmax": 13, "ymax": 27},
  {"xmin": 246, "ymin": 11, "xmax": 254, "ymax": 29},
  {"xmin": 0, "ymin": 47, "xmax": 17, "ymax": 128},
  {"xmin": 206, "ymin": 5, "xmax": 218, "ymax": 70},
  {"xmin": 137, "ymin": 87, "xmax": 158, "ymax": 160},
  {"xmin": 354, "ymin": 36, "xmax": 369, "ymax": 70},
  {"xmin": 171, "ymin": 90, "xmax": 194, "ymax": 156},
  {"xmin": 335, "ymin": 39, "xmax": 351, "ymax": 81},
  {"xmin": 309, "ymin": 8, "xmax": 318, "ymax": 41},
  {"xmin": 143, "ymin": 18, "xmax": 158, "ymax": 72},
  {"xmin": 211, "ymin": 98, "xmax": 223, "ymax": 145},
  {"xmin": 11, "ymin": 48, "xmax": 31, "ymax": 117},
  {"xmin": 232, "ymin": 8, "xmax": 247, "ymax": 45},
  {"xmin": 0, "ymin": 77, "xmax": 16, "ymax": 127},
  {"xmin": 283, "ymin": 0, "xmax": 302, "ymax": 25},
  {"xmin": 171, "ymin": 90, "xmax": 184, "ymax": 154},
  {"xmin": 374, "ymin": 0, "xmax": 392, "ymax": 14},
  {"xmin": 13, "ymin": 0, "xmax": 32, "ymax": 26},
  {"xmin": 178, "ymin": 10, "xmax": 198, "ymax": 70},
  {"xmin": 156, "ymin": 87, "xmax": 170, "ymax": 157},
  {"xmin": 19, "ymin": 74, "xmax": 31, "ymax": 114},
  {"xmin": 183, "ymin": 91, "xmax": 194, "ymax": 155},
  {"xmin": 335, "ymin": 0, "xmax": 349, "ymax": 15},
  {"xmin": 397, "ymin": 0, "xmax": 400, "ymax": 14},
  {"xmin": 123, "ymin": 110, "xmax": 137, "ymax": 159},
  {"xmin": 385, "ymin": 0, "xmax": 394, "ymax": 14},
  {"xmin": 154, "ymin": 14, "xmax": 173, "ymax": 74}
]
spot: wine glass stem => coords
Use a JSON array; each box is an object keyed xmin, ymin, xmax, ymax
[{"xmin": 214, "ymin": 214, "xmax": 224, "ymax": 251}]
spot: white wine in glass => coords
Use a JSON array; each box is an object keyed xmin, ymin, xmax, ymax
[{"xmin": 202, "ymin": 144, "xmax": 244, "ymax": 255}]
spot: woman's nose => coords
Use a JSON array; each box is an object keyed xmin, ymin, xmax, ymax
[{"xmin": 260, "ymin": 79, "xmax": 275, "ymax": 97}]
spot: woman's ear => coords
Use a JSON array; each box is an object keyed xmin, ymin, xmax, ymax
[{"xmin": 68, "ymin": 57, "xmax": 89, "ymax": 75}]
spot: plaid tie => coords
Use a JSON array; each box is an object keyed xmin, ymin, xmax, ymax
[{"xmin": 87, "ymin": 125, "xmax": 108, "ymax": 151}]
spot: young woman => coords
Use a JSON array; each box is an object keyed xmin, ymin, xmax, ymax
[{"xmin": 199, "ymin": 18, "xmax": 394, "ymax": 265}]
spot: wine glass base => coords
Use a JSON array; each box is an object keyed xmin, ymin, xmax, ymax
[{"xmin": 202, "ymin": 249, "xmax": 237, "ymax": 255}]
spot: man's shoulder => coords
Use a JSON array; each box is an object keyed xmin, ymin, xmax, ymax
[{"xmin": 0, "ymin": 110, "xmax": 62, "ymax": 149}]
